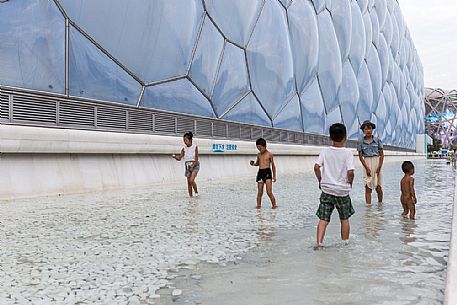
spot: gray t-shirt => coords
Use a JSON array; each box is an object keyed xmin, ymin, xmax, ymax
[{"xmin": 357, "ymin": 137, "xmax": 383, "ymax": 157}]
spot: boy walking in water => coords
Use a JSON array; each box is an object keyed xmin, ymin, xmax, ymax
[
  {"xmin": 400, "ymin": 161, "xmax": 417, "ymax": 220},
  {"xmin": 314, "ymin": 123, "xmax": 355, "ymax": 248},
  {"xmin": 250, "ymin": 138, "xmax": 277, "ymax": 209}
]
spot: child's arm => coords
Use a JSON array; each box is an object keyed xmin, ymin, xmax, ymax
[
  {"xmin": 347, "ymin": 169, "xmax": 355, "ymax": 187},
  {"xmin": 194, "ymin": 145, "xmax": 199, "ymax": 162},
  {"xmin": 271, "ymin": 154, "xmax": 276, "ymax": 182},
  {"xmin": 314, "ymin": 164, "xmax": 321, "ymax": 189},
  {"xmin": 376, "ymin": 148, "xmax": 384, "ymax": 174},
  {"xmin": 358, "ymin": 151, "xmax": 371, "ymax": 176},
  {"xmin": 409, "ymin": 177, "xmax": 416, "ymax": 204},
  {"xmin": 173, "ymin": 148, "xmax": 184, "ymax": 161},
  {"xmin": 250, "ymin": 154, "xmax": 260, "ymax": 166}
]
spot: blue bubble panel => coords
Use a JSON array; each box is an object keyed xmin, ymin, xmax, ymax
[
  {"xmin": 60, "ymin": 0, "xmax": 204, "ymax": 83},
  {"xmin": 288, "ymin": 0, "xmax": 319, "ymax": 93},
  {"xmin": 141, "ymin": 79, "xmax": 215, "ymax": 117},
  {"xmin": 317, "ymin": 11, "xmax": 342, "ymax": 113},
  {"xmin": 247, "ymin": 0, "xmax": 295, "ymax": 118},
  {"xmin": 273, "ymin": 95, "xmax": 303, "ymax": 131},
  {"xmin": 300, "ymin": 78, "xmax": 325, "ymax": 134},
  {"xmin": 222, "ymin": 92, "xmax": 271, "ymax": 127},
  {"xmin": 212, "ymin": 43, "xmax": 250, "ymax": 117},
  {"xmin": 0, "ymin": 0, "xmax": 65, "ymax": 93},
  {"xmin": 189, "ymin": 17, "xmax": 225, "ymax": 97},
  {"xmin": 204, "ymin": 0, "xmax": 263, "ymax": 47},
  {"xmin": 69, "ymin": 27, "xmax": 141, "ymax": 105}
]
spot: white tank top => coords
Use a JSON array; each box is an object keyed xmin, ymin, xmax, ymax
[{"xmin": 183, "ymin": 144, "xmax": 196, "ymax": 162}]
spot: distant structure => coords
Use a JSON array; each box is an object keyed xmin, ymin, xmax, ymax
[{"xmin": 424, "ymin": 88, "xmax": 457, "ymax": 148}]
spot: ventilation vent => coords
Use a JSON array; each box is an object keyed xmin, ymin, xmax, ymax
[
  {"xmin": 177, "ymin": 117, "xmax": 195, "ymax": 135},
  {"xmin": 155, "ymin": 113, "xmax": 176, "ymax": 133},
  {"xmin": 213, "ymin": 122, "xmax": 227, "ymax": 137},
  {"xmin": 59, "ymin": 101, "xmax": 95, "ymax": 127},
  {"xmin": 12, "ymin": 96, "xmax": 56, "ymax": 124},
  {"xmin": 128, "ymin": 111, "xmax": 153, "ymax": 132},
  {"xmin": 228, "ymin": 124, "xmax": 240, "ymax": 139},
  {"xmin": 97, "ymin": 106, "xmax": 126, "ymax": 129},
  {"xmin": 240, "ymin": 126, "xmax": 251, "ymax": 140},
  {"xmin": 280, "ymin": 131, "xmax": 288, "ymax": 142},
  {"xmin": 0, "ymin": 93, "xmax": 9, "ymax": 120},
  {"xmin": 271, "ymin": 130, "xmax": 280, "ymax": 142},
  {"xmin": 251, "ymin": 127, "xmax": 262, "ymax": 139},
  {"xmin": 196, "ymin": 120, "xmax": 212, "ymax": 137}
]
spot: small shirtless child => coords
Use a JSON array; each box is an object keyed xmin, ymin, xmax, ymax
[
  {"xmin": 400, "ymin": 161, "xmax": 416, "ymax": 219},
  {"xmin": 250, "ymin": 138, "xmax": 277, "ymax": 209}
]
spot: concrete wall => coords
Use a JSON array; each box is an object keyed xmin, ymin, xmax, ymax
[{"xmin": 0, "ymin": 125, "xmax": 424, "ymax": 200}]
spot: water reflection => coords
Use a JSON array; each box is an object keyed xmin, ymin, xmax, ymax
[
  {"xmin": 255, "ymin": 209, "xmax": 277, "ymax": 241},
  {"xmin": 399, "ymin": 218, "xmax": 417, "ymax": 244},
  {"xmin": 362, "ymin": 203, "xmax": 385, "ymax": 239}
]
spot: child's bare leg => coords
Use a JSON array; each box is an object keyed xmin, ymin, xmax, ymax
[
  {"xmin": 187, "ymin": 177, "xmax": 193, "ymax": 197},
  {"xmin": 257, "ymin": 183, "xmax": 264, "ymax": 208},
  {"xmin": 190, "ymin": 171, "xmax": 198, "ymax": 194},
  {"xmin": 376, "ymin": 185, "xmax": 383, "ymax": 203},
  {"xmin": 340, "ymin": 219, "xmax": 350, "ymax": 240},
  {"xmin": 317, "ymin": 220, "xmax": 329, "ymax": 245},
  {"xmin": 401, "ymin": 203, "xmax": 408, "ymax": 217},
  {"xmin": 365, "ymin": 185, "xmax": 372, "ymax": 204},
  {"xmin": 265, "ymin": 179, "xmax": 277, "ymax": 209},
  {"xmin": 409, "ymin": 203, "xmax": 416, "ymax": 220}
]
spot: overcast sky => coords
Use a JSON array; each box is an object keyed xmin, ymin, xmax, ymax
[{"xmin": 399, "ymin": 0, "xmax": 457, "ymax": 90}]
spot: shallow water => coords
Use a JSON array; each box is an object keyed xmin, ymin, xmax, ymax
[
  {"xmin": 162, "ymin": 159, "xmax": 454, "ymax": 305},
  {"xmin": 0, "ymin": 159, "xmax": 453, "ymax": 305}
]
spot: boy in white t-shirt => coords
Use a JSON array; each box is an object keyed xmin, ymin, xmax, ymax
[{"xmin": 313, "ymin": 123, "xmax": 355, "ymax": 249}]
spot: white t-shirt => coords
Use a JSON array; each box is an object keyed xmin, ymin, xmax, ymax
[
  {"xmin": 315, "ymin": 146, "xmax": 355, "ymax": 197},
  {"xmin": 183, "ymin": 144, "xmax": 197, "ymax": 162}
]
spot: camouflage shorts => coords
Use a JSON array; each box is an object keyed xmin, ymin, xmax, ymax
[{"xmin": 316, "ymin": 192, "xmax": 354, "ymax": 222}]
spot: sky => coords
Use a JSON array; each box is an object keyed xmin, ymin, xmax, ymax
[{"xmin": 399, "ymin": 0, "xmax": 457, "ymax": 90}]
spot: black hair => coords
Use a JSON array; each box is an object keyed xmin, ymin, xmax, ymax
[
  {"xmin": 256, "ymin": 137, "xmax": 267, "ymax": 147},
  {"xmin": 329, "ymin": 123, "xmax": 347, "ymax": 142},
  {"xmin": 183, "ymin": 131, "xmax": 193, "ymax": 142},
  {"xmin": 402, "ymin": 161, "xmax": 414, "ymax": 173}
]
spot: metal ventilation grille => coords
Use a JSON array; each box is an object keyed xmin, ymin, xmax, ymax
[
  {"xmin": 12, "ymin": 96, "xmax": 56, "ymax": 124},
  {"xmin": 97, "ymin": 106, "xmax": 126, "ymax": 129},
  {"xmin": 128, "ymin": 111, "xmax": 153, "ymax": 131},
  {"xmin": 240, "ymin": 126, "xmax": 251, "ymax": 140},
  {"xmin": 228, "ymin": 124, "xmax": 240, "ymax": 139},
  {"xmin": 294, "ymin": 133, "xmax": 303, "ymax": 143},
  {"xmin": 196, "ymin": 120, "xmax": 212, "ymax": 136},
  {"xmin": 271, "ymin": 130, "xmax": 280, "ymax": 142},
  {"xmin": 155, "ymin": 113, "xmax": 176, "ymax": 133},
  {"xmin": 213, "ymin": 122, "xmax": 227, "ymax": 137},
  {"xmin": 263, "ymin": 129, "xmax": 272, "ymax": 141},
  {"xmin": 59, "ymin": 102, "xmax": 95, "ymax": 127},
  {"xmin": 0, "ymin": 93, "xmax": 9, "ymax": 120},
  {"xmin": 280, "ymin": 131, "xmax": 288, "ymax": 142},
  {"xmin": 177, "ymin": 117, "xmax": 194, "ymax": 134},
  {"xmin": 251, "ymin": 127, "xmax": 262, "ymax": 139}
]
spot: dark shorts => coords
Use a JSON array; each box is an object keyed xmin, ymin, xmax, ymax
[
  {"xmin": 316, "ymin": 192, "xmax": 354, "ymax": 222},
  {"xmin": 256, "ymin": 168, "xmax": 272, "ymax": 183},
  {"xmin": 185, "ymin": 161, "xmax": 200, "ymax": 178}
]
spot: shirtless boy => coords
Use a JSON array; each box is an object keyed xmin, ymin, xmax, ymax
[
  {"xmin": 400, "ymin": 161, "xmax": 416, "ymax": 220},
  {"xmin": 250, "ymin": 138, "xmax": 277, "ymax": 209}
]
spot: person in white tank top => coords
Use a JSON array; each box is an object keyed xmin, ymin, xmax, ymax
[{"xmin": 172, "ymin": 132, "xmax": 200, "ymax": 198}]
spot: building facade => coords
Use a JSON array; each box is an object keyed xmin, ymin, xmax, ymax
[{"xmin": 0, "ymin": 0, "xmax": 424, "ymax": 148}]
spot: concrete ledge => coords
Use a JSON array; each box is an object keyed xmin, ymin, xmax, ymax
[
  {"xmin": 0, "ymin": 125, "xmax": 425, "ymax": 199},
  {"xmin": 1, "ymin": 125, "xmax": 422, "ymax": 157},
  {"xmin": 445, "ymin": 178, "xmax": 457, "ymax": 304}
]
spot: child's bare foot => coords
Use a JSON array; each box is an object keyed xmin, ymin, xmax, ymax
[
  {"xmin": 272, "ymin": 204, "xmax": 278, "ymax": 209},
  {"xmin": 401, "ymin": 213, "xmax": 407, "ymax": 218},
  {"xmin": 313, "ymin": 244, "xmax": 324, "ymax": 250},
  {"xmin": 256, "ymin": 205, "xmax": 261, "ymax": 209}
]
